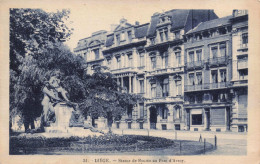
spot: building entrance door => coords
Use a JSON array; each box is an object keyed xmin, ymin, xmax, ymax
[{"xmin": 150, "ymin": 107, "xmax": 157, "ymax": 129}]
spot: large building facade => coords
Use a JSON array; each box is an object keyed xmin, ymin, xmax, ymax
[{"xmin": 74, "ymin": 9, "xmax": 248, "ymax": 132}]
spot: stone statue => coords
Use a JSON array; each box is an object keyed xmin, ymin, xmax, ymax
[{"xmin": 41, "ymin": 71, "xmax": 78, "ymax": 127}]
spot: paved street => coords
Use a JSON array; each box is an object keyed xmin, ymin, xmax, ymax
[{"xmin": 109, "ymin": 129, "xmax": 247, "ymax": 155}]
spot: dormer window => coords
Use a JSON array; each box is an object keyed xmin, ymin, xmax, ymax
[
  {"xmin": 159, "ymin": 28, "xmax": 168, "ymax": 42},
  {"xmin": 174, "ymin": 31, "xmax": 180, "ymax": 39},
  {"xmin": 127, "ymin": 31, "xmax": 132, "ymax": 42},
  {"xmin": 159, "ymin": 14, "xmax": 171, "ymax": 24},
  {"xmin": 116, "ymin": 34, "xmax": 120, "ymax": 45},
  {"xmin": 121, "ymin": 32, "xmax": 125, "ymax": 41},
  {"xmin": 93, "ymin": 49, "xmax": 100, "ymax": 60}
]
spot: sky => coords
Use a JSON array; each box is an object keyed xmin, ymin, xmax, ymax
[{"xmin": 47, "ymin": 3, "xmax": 233, "ymax": 51}]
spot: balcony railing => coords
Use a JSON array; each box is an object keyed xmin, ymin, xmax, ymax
[
  {"xmin": 110, "ymin": 67, "xmax": 136, "ymax": 74},
  {"xmin": 208, "ymin": 56, "xmax": 228, "ymax": 67},
  {"xmin": 186, "ymin": 60, "xmax": 204, "ymax": 70},
  {"xmin": 237, "ymin": 59, "xmax": 248, "ymax": 70},
  {"xmin": 146, "ymin": 96, "xmax": 183, "ymax": 104},
  {"xmin": 147, "ymin": 67, "xmax": 184, "ymax": 76},
  {"xmin": 185, "ymin": 82, "xmax": 228, "ymax": 91}
]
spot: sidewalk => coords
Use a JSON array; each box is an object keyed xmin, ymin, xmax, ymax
[{"xmin": 108, "ymin": 129, "xmax": 247, "ymax": 155}]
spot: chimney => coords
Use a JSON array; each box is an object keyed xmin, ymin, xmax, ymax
[{"xmin": 135, "ymin": 21, "xmax": 140, "ymax": 26}]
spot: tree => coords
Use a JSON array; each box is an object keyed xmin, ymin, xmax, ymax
[
  {"xmin": 9, "ymin": 8, "xmax": 79, "ymax": 131},
  {"xmin": 80, "ymin": 67, "xmax": 144, "ymax": 128},
  {"xmin": 10, "ymin": 8, "xmax": 143, "ymax": 132}
]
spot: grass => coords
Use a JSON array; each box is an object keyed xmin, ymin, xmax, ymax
[{"xmin": 9, "ymin": 133, "xmax": 213, "ymax": 155}]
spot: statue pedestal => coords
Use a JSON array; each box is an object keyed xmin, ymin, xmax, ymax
[
  {"xmin": 44, "ymin": 103, "xmax": 73, "ymax": 133},
  {"xmin": 43, "ymin": 103, "xmax": 104, "ymax": 137}
]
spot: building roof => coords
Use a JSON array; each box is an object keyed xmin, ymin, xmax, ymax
[
  {"xmin": 147, "ymin": 10, "xmax": 190, "ymax": 37},
  {"xmin": 105, "ymin": 34, "xmax": 114, "ymax": 47},
  {"xmin": 135, "ymin": 23, "xmax": 149, "ymax": 38},
  {"xmin": 147, "ymin": 9, "xmax": 218, "ymax": 38},
  {"xmin": 74, "ymin": 30, "xmax": 107, "ymax": 51},
  {"xmin": 186, "ymin": 15, "xmax": 232, "ymax": 34}
]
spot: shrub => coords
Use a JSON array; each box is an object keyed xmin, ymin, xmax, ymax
[{"xmin": 10, "ymin": 134, "xmax": 175, "ymax": 154}]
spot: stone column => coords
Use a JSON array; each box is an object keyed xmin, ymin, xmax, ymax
[
  {"xmin": 144, "ymin": 74, "xmax": 147, "ymax": 98},
  {"xmin": 117, "ymin": 78, "xmax": 120, "ymax": 91},
  {"xmin": 129, "ymin": 76, "xmax": 132, "ymax": 93},
  {"xmin": 133, "ymin": 73, "xmax": 137, "ymax": 93}
]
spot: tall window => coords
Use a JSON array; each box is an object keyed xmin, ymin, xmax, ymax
[
  {"xmin": 162, "ymin": 78, "xmax": 169, "ymax": 97},
  {"xmin": 151, "ymin": 83, "xmax": 156, "ymax": 98},
  {"xmin": 220, "ymin": 43, "xmax": 226, "ymax": 57},
  {"xmin": 128, "ymin": 54, "xmax": 133, "ymax": 67},
  {"xmin": 189, "ymin": 51, "xmax": 194, "ymax": 62},
  {"xmin": 189, "ymin": 73, "xmax": 195, "ymax": 85},
  {"xmin": 242, "ymin": 33, "xmax": 248, "ymax": 46},
  {"xmin": 160, "ymin": 31, "xmax": 164, "ymax": 42},
  {"xmin": 196, "ymin": 49, "xmax": 202, "ymax": 61},
  {"xmin": 94, "ymin": 49, "xmax": 99, "ymax": 60},
  {"xmin": 162, "ymin": 108, "xmax": 168, "ymax": 119},
  {"xmin": 211, "ymin": 70, "xmax": 218, "ymax": 83},
  {"xmin": 127, "ymin": 31, "xmax": 132, "ymax": 42},
  {"xmin": 220, "ymin": 69, "xmax": 227, "ymax": 82},
  {"xmin": 162, "ymin": 51, "xmax": 168, "ymax": 68},
  {"xmin": 139, "ymin": 53, "xmax": 144, "ymax": 67},
  {"xmin": 127, "ymin": 107, "xmax": 132, "ymax": 119},
  {"xmin": 151, "ymin": 57, "xmax": 156, "ymax": 70},
  {"xmin": 239, "ymin": 69, "xmax": 248, "ymax": 80},
  {"xmin": 116, "ymin": 56, "xmax": 121, "ymax": 69},
  {"xmin": 116, "ymin": 34, "xmax": 120, "ymax": 45},
  {"xmin": 175, "ymin": 52, "xmax": 181, "ymax": 67},
  {"xmin": 139, "ymin": 80, "xmax": 144, "ymax": 93},
  {"xmin": 211, "ymin": 46, "xmax": 218, "ymax": 59},
  {"xmin": 139, "ymin": 104, "xmax": 144, "ymax": 118},
  {"xmin": 175, "ymin": 106, "xmax": 181, "ymax": 119},
  {"xmin": 196, "ymin": 72, "xmax": 202, "ymax": 85},
  {"xmin": 176, "ymin": 80, "xmax": 182, "ymax": 96},
  {"xmin": 165, "ymin": 31, "xmax": 168, "ymax": 40}
]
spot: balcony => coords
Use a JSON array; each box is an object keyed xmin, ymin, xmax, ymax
[
  {"xmin": 110, "ymin": 67, "xmax": 136, "ymax": 74},
  {"xmin": 146, "ymin": 96, "xmax": 183, "ymax": 104},
  {"xmin": 208, "ymin": 56, "xmax": 228, "ymax": 67},
  {"xmin": 186, "ymin": 60, "xmax": 204, "ymax": 70},
  {"xmin": 237, "ymin": 59, "xmax": 248, "ymax": 70},
  {"xmin": 185, "ymin": 82, "xmax": 228, "ymax": 92},
  {"xmin": 147, "ymin": 67, "xmax": 184, "ymax": 76}
]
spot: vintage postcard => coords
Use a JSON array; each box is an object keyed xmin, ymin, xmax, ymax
[{"xmin": 0, "ymin": 0, "xmax": 259, "ymax": 163}]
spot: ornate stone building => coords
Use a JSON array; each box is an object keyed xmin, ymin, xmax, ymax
[
  {"xmin": 183, "ymin": 16, "xmax": 233, "ymax": 132},
  {"xmin": 73, "ymin": 9, "xmax": 248, "ymax": 132},
  {"xmin": 230, "ymin": 10, "xmax": 248, "ymax": 132}
]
